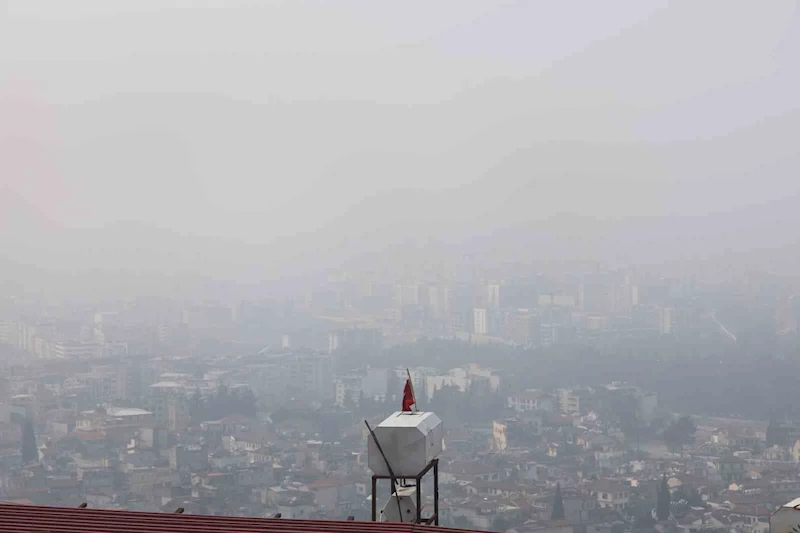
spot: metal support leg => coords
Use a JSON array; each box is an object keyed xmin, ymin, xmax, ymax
[
  {"xmin": 371, "ymin": 476, "xmax": 377, "ymax": 522},
  {"xmin": 416, "ymin": 474, "xmax": 422, "ymax": 524},
  {"xmin": 433, "ymin": 459, "xmax": 439, "ymax": 526}
]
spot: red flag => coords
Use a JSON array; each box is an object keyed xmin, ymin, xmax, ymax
[{"xmin": 402, "ymin": 378, "xmax": 415, "ymax": 412}]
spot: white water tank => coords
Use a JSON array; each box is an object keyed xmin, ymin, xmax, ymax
[
  {"xmin": 771, "ymin": 497, "xmax": 800, "ymax": 533},
  {"xmin": 368, "ymin": 411, "xmax": 443, "ymax": 478}
]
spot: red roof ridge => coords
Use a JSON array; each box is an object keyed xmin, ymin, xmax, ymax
[{"xmin": 0, "ymin": 503, "xmax": 484, "ymax": 533}]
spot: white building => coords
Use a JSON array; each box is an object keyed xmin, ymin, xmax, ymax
[
  {"xmin": 538, "ymin": 294, "xmax": 576, "ymax": 308},
  {"xmin": 0, "ymin": 321, "xmax": 16, "ymax": 345},
  {"xmin": 556, "ymin": 388, "xmax": 581, "ymax": 415},
  {"xmin": 393, "ymin": 283, "xmax": 421, "ymax": 307},
  {"xmin": 334, "ymin": 376, "xmax": 363, "ymax": 407},
  {"xmin": 427, "ymin": 286, "xmax": 451, "ymax": 319},
  {"xmin": 50, "ymin": 341, "xmax": 103, "ymax": 360},
  {"xmin": 397, "ymin": 367, "xmax": 438, "ymax": 398},
  {"xmin": 473, "ymin": 308, "xmax": 488, "ymax": 335},
  {"xmin": 507, "ymin": 390, "xmax": 555, "ymax": 413},
  {"xmin": 589, "ymin": 479, "xmax": 631, "ymax": 510},
  {"xmin": 487, "ymin": 284, "xmax": 501, "ymax": 309},
  {"xmin": 334, "ymin": 367, "xmax": 389, "ymax": 406},
  {"xmin": 540, "ymin": 323, "xmax": 557, "ymax": 347},
  {"xmin": 328, "ymin": 331, "xmax": 339, "ymax": 353},
  {"xmin": 423, "ymin": 364, "xmax": 500, "ymax": 401},
  {"xmin": 661, "ymin": 307, "xmax": 675, "ymax": 334}
]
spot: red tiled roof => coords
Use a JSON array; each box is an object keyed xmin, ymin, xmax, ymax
[{"xmin": 0, "ymin": 504, "xmax": 481, "ymax": 533}]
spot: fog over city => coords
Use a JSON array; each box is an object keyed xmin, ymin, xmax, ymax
[{"xmin": 1, "ymin": 1, "xmax": 800, "ymax": 532}]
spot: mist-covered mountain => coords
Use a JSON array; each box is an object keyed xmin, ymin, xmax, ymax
[{"xmin": 2, "ymin": 92, "xmax": 799, "ymax": 290}]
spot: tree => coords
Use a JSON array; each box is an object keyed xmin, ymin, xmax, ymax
[
  {"xmin": 629, "ymin": 492, "xmax": 656, "ymax": 529},
  {"xmin": 491, "ymin": 516, "xmax": 511, "ymax": 532},
  {"xmin": 656, "ymin": 474, "xmax": 671, "ymax": 521},
  {"xmin": 767, "ymin": 419, "xmax": 788, "ymax": 447},
  {"xmin": 453, "ymin": 516, "xmax": 470, "ymax": 529},
  {"xmin": 663, "ymin": 416, "xmax": 696, "ymax": 454},
  {"xmin": 342, "ymin": 392, "xmax": 357, "ymax": 413},
  {"xmin": 751, "ymin": 441, "xmax": 762, "ymax": 456},
  {"xmin": 686, "ymin": 487, "xmax": 704, "ymax": 508},
  {"xmin": 551, "ymin": 482, "xmax": 565, "ymax": 521},
  {"xmin": 191, "ymin": 386, "xmax": 259, "ymax": 422},
  {"xmin": 21, "ymin": 418, "xmax": 37, "ymax": 465}
]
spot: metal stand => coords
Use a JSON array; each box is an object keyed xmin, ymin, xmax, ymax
[{"xmin": 371, "ymin": 458, "xmax": 439, "ymax": 525}]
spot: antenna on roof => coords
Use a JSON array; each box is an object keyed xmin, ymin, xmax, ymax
[
  {"xmin": 77, "ymin": 503, "xmax": 88, "ymax": 509},
  {"xmin": 174, "ymin": 507, "xmax": 184, "ymax": 514}
]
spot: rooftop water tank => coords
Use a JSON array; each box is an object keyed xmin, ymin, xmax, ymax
[
  {"xmin": 368, "ymin": 411, "xmax": 443, "ymax": 478},
  {"xmin": 770, "ymin": 497, "xmax": 800, "ymax": 533}
]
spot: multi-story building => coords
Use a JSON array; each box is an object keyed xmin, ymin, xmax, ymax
[
  {"xmin": 661, "ymin": 307, "xmax": 675, "ymax": 334},
  {"xmin": 334, "ymin": 376, "xmax": 362, "ymax": 407},
  {"xmin": 473, "ymin": 308, "xmax": 488, "ymax": 335},
  {"xmin": 487, "ymin": 283, "xmax": 501, "ymax": 309},
  {"xmin": 328, "ymin": 328, "xmax": 382, "ymax": 354},
  {"xmin": 399, "ymin": 367, "xmax": 438, "ymax": 399},
  {"xmin": 588, "ymin": 479, "xmax": 630, "ymax": 510},
  {"xmin": 538, "ymin": 294, "xmax": 576, "ymax": 308},
  {"xmin": 247, "ymin": 352, "xmax": 333, "ymax": 402},
  {"xmin": 450, "ymin": 310, "xmax": 470, "ymax": 334},
  {"xmin": 717, "ymin": 456, "xmax": 746, "ymax": 484},
  {"xmin": 612, "ymin": 278, "xmax": 638, "ymax": 318},
  {"xmin": 426, "ymin": 285, "xmax": 450, "ymax": 319},
  {"xmin": 0, "ymin": 321, "xmax": 16, "ymax": 345},
  {"xmin": 145, "ymin": 381, "xmax": 190, "ymax": 432},
  {"xmin": 16, "ymin": 322, "xmax": 37, "ymax": 353},
  {"xmin": 50, "ymin": 341, "xmax": 103, "ymax": 360},
  {"xmin": 169, "ymin": 444, "xmax": 207, "ymax": 473},
  {"xmin": 393, "ymin": 283, "xmax": 421, "ymax": 307},
  {"xmin": 562, "ymin": 490, "xmax": 598, "ymax": 523},
  {"xmin": 555, "ymin": 388, "xmax": 581, "ymax": 415},
  {"xmin": 540, "ymin": 323, "xmax": 558, "ymax": 347},
  {"xmin": 84, "ymin": 371, "xmax": 119, "ymax": 405},
  {"xmin": 502, "ymin": 308, "xmax": 537, "ymax": 346},
  {"xmin": 423, "ymin": 364, "xmax": 500, "ymax": 400},
  {"xmin": 507, "ymin": 390, "xmax": 555, "ymax": 413}
]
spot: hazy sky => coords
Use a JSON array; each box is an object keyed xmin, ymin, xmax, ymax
[{"xmin": 1, "ymin": 1, "xmax": 799, "ymax": 270}]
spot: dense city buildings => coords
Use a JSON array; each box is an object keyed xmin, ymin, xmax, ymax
[{"xmin": 0, "ymin": 262, "xmax": 798, "ymax": 532}]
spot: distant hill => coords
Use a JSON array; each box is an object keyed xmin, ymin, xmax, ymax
[{"xmin": 2, "ymin": 91, "xmax": 799, "ymax": 289}]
